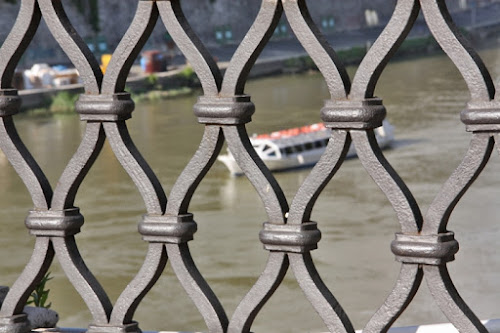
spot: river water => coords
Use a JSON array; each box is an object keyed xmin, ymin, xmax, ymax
[{"xmin": 2, "ymin": 47, "xmax": 500, "ymax": 332}]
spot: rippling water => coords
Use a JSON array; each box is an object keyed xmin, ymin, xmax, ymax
[{"xmin": 1, "ymin": 46, "xmax": 500, "ymax": 332}]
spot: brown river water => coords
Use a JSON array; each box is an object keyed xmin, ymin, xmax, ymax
[{"xmin": 1, "ymin": 47, "xmax": 500, "ymax": 332}]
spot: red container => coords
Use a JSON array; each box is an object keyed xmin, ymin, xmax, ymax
[{"xmin": 141, "ymin": 50, "xmax": 167, "ymax": 74}]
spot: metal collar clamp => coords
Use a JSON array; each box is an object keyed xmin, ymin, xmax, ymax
[
  {"xmin": 259, "ymin": 222, "xmax": 321, "ymax": 253},
  {"xmin": 139, "ymin": 213, "xmax": 197, "ymax": 244},
  {"xmin": 75, "ymin": 92, "xmax": 135, "ymax": 122},
  {"xmin": 391, "ymin": 231, "xmax": 459, "ymax": 265},
  {"xmin": 0, "ymin": 89, "xmax": 22, "ymax": 117},
  {"xmin": 25, "ymin": 207, "xmax": 85, "ymax": 237},
  {"xmin": 321, "ymin": 98, "xmax": 386, "ymax": 130},
  {"xmin": 193, "ymin": 95, "xmax": 256, "ymax": 125},
  {"xmin": 461, "ymin": 101, "xmax": 500, "ymax": 132}
]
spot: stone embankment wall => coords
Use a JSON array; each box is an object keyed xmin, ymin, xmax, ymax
[{"xmin": 0, "ymin": 0, "xmax": 480, "ymax": 68}]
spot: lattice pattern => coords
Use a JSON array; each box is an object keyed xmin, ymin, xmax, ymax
[{"xmin": 0, "ymin": 0, "xmax": 497, "ymax": 332}]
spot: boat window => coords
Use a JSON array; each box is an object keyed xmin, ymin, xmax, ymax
[
  {"xmin": 314, "ymin": 140, "xmax": 323, "ymax": 148},
  {"xmin": 268, "ymin": 151, "xmax": 276, "ymax": 157},
  {"xmin": 323, "ymin": 139, "xmax": 329, "ymax": 146},
  {"xmin": 294, "ymin": 145, "xmax": 304, "ymax": 152},
  {"xmin": 304, "ymin": 143, "xmax": 313, "ymax": 150},
  {"xmin": 285, "ymin": 147, "xmax": 294, "ymax": 155},
  {"xmin": 263, "ymin": 144, "xmax": 272, "ymax": 151},
  {"xmin": 280, "ymin": 148, "xmax": 286, "ymax": 156}
]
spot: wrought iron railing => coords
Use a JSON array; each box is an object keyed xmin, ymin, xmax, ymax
[{"xmin": 0, "ymin": 0, "xmax": 498, "ymax": 332}]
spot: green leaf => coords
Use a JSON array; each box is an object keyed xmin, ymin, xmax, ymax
[{"xmin": 27, "ymin": 272, "xmax": 53, "ymax": 309}]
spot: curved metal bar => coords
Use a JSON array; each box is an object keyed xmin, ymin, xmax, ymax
[
  {"xmin": 0, "ymin": 117, "xmax": 52, "ymax": 209},
  {"xmin": 52, "ymin": 236, "xmax": 112, "ymax": 324},
  {"xmin": 51, "ymin": 122, "xmax": 106, "ymax": 210},
  {"xmin": 222, "ymin": 125, "xmax": 288, "ymax": 223},
  {"xmin": 0, "ymin": 237, "xmax": 54, "ymax": 315},
  {"xmin": 424, "ymin": 265, "xmax": 488, "ymax": 333},
  {"xmin": 419, "ymin": 0, "xmax": 494, "ymax": 101},
  {"xmin": 363, "ymin": 264, "xmax": 423, "ymax": 333},
  {"xmin": 110, "ymin": 243, "xmax": 168, "ymax": 325},
  {"xmin": 216, "ymin": 125, "xmax": 288, "ymax": 330},
  {"xmin": 350, "ymin": 0, "xmax": 420, "ymax": 99},
  {"xmin": 0, "ymin": 0, "xmax": 41, "ymax": 89},
  {"xmin": 157, "ymin": 0, "xmax": 222, "ymax": 96},
  {"xmin": 220, "ymin": 0, "xmax": 283, "ymax": 96},
  {"xmin": 289, "ymin": 253, "xmax": 354, "ymax": 333},
  {"xmin": 494, "ymin": 133, "xmax": 500, "ymax": 156},
  {"xmin": 102, "ymin": 1, "xmax": 159, "ymax": 94},
  {"xmin": 228, "ymin": 252, "xmax": 288, "ymax": 333},
  {"xmin": 423, "ymin": 133, "xmax": 493, "ymax": 234},
  {"xmin": 285, "ymin": 132, "xmax": 354, "ymax": 332},
  {"xmin": 494, "ymin": 134, "xmax": 500, "ymax": 156},
  {"xmin": 282, "ymin": 0, "xmax": 350, "ymax": 99},
  {"xmin": 37, "ymin": 0, "xmax": 102, "ymax": 94},
  {"xmin": 167, "ymin": 243, "xmax": 228, "ymax": 333},
  {"xmin": 351, "ymin": 130, "xmax": 422, "ymax": 233},
  {"xmin": 166, "ymin": 126, "xmax": 224, "ymax": 215},
  {"xmin": 288, "ymin": 130, "xmax": 350, "ymax": 224},
  {"xmin": 103, "ymin": 122, "xmax": 167, "ymax": 215}
]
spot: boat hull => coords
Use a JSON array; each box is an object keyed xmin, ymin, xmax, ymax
[
  {"xmin": 218, "ymin": 142, "xmax": 359, "ymax": 176},
  {"xmin": 218, "ymin": 121, "xmax": 394, "ymax": 176}
]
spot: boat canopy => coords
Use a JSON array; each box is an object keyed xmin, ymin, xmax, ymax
[{"xmin": 252, "ymin": 130, "xmax": 330, "ymax": 149}]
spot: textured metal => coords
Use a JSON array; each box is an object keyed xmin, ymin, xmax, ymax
[{"xmin": 0, "ymin": 0, "xmax": 498, "ymax": 332}]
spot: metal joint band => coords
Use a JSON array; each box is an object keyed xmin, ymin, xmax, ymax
[
  {"xmin": 193, "ymin": 95, "xmax": 255, "ymax": 125},
  {"xmin": 461, "ymin": 101, "xmax": 500, "ymax": 132},
  {"xmin": 0, "ymin": 89, "xmax": 21, "ymax": 117},
  {"xmin": 75, "ymin": 92, "xmax": 135, "ymax": 122},
  {"xmin": 259, "ymin": 222, "xmax": 321, "ymax": 253},
  {"xmin": 391, "ymin": 231, "xmax": 459, "ymax": 265},
  {"xmin": 321, "ymin": 98, "xmax": 386, "ymax": 129},
  {"xmin": 25, "ymin": 207, "xmax": 84, "ymax": 237},
  {"xmin": 139, "ymin": 213, "xmax": 197, "ymax": 244}
]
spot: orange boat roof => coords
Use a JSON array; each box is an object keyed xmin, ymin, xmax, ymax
[{"xmin": 255, "ymin": 123, "xmax": 326, "ymax": 140}]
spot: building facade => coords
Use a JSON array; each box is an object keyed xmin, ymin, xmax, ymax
[{"xmin": 0, "ymin": 0, "xmax": 495, "ymax": 67}]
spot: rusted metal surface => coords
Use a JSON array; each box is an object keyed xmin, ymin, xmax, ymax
[{"xmin": 0, "ymin": 0, "xmax": 498, "ymax": 332}]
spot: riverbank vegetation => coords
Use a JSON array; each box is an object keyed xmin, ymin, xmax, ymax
[
  {"xmin": 24, "ymin": 66, "xmax": 199, "ymax": 115},
  {"xmin": 129, "ymin": 86, "xmax": 194, "ymax": 103},
  {"xmin": 23, "ymin": 35, "xmax": 443, "ymax": 115},
  {"xmin": 283, "ymin": 35, "xmax": 440, "ymax": 74},
  {"xmin": 49, "ymin": 91, "xmax": 79, "ymax": 113},
  {"xmin": 126, "ymin": 66, "xmax": 198, "ymax": 103}
]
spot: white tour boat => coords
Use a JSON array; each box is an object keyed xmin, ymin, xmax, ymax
[{"xmin": 218, "ymin": 120, "xmax": 395, "ymax": 176}]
